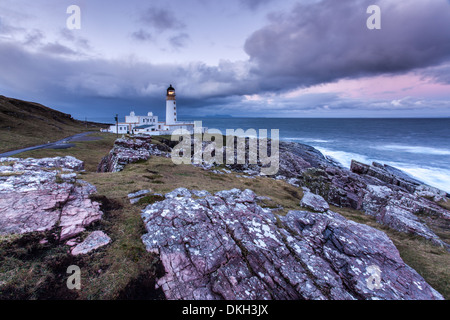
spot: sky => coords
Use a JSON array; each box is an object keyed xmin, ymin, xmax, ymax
[{"xmin": 1, "ymin": 0, "xmax": 450, "ymax": 121}]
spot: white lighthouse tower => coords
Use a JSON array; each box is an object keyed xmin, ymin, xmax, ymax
[{"xmin": 165, "ymin": 84, "xmax": 176, "ymax": 125}]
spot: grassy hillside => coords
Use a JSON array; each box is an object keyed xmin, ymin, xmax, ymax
[{"xmin": 0, "ymin": 95, "xmax": 109, "ymax": 153}]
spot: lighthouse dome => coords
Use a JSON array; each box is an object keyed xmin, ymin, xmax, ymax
[{"xmin": 167, "ymin": 84, "xmax": 175, "ymax": 94}]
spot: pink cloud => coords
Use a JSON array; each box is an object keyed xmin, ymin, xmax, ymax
[{"xmin": 284, "ymin": 73, "xmax": 450, "ymax": 100}]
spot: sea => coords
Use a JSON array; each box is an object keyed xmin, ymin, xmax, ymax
[
  {"xmin": 90, "ymin": 117, "xmax": 450, "ymax": 193},
  {"xmin": 195, "ymin": 118, "xmax": 450, "ymax": 193}
]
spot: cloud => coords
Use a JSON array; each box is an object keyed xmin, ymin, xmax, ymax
[
  {"xmin": 239, "ymin": 0, "xmax": 274, "ymax": 10},
  {"xmin": 0, "ymin": 39, "xmax": 248, "ymax": 108},
  {"xmin": 40, "ymin": 42, "xmax": 78, "ymax": 56},
  {"xmin": 1, "ymin": 0, "xmax": 450, "ymax": 119},
  {"xmin": 419, "ymin": 63, "xmax": 450, "ymax": 85},
  {"xmin": 244, "ymin": 0, "xmax": 450, "ymax": 90},
  {"xmin": 59, "ymin": 28, "xmax": 91, "ymax": 50},
  {"xmin": 0, "ymin": 15, "xmax": 25, "ymax": 37},
  {"xmin": 23, "ymin": 29, "xmax": 45, "ymax": 46},
  {"xmin": 131, "ymin": 29, "xmax": 153, "ymax": 41},
  {"xmin": 169, "ymin": 32, "xmax": 190, "ymax": 49},
  {"xmin": 139, "ymin": 6, "xmax": 186, "ymax": 32}
]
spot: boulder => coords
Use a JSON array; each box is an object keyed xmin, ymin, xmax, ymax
[
  {"xmin": 300, "ymin": 189, "xmax": 330, "ymax": 212},
  {"xmin": 97, "ymin": 145, "xmax": 150, "ymax": 173},
  {"xmin": 71, "ymin": 230, "xmax": 111, "ymax": 255}
]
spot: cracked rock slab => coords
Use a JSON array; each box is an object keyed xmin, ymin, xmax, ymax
[
  {"xmin": 0, "ymin": 157, "xmax": 103, "ymax": 240},
  {"xmin": 71, "ymin": 231, "xmax": 111, "ymax": 255},
  {"xmin": 140, "ymin": 188, "xmax": 443, "ymax": 300}
]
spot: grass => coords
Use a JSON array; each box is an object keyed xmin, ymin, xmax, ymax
[
  {"xmin": 83, "ymin": 156, "xmax": 303, "ymax": 210},
  {"xmin": 0, "ymin": 171, "xmax": 24, "ymax": 177},
  {"xmin": 1, "ymin": 134, "xmax": 449, "ymax": 299},
  {"xmin": 438, "ymin": 199, "xmax": 450, "ymax": 211},
  {"xmin": 13, "ymin": 132, "xmax": 117, "ymax": 172}
]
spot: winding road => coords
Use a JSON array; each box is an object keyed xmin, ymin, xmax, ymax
[{"xmin": 0, "ymin": 131, "xmax": 97, "ymax": 157}]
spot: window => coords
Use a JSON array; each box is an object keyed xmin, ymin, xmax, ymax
[{"xmin": 174, "ymin": 112, "xmax": 176, "ymax": 116}]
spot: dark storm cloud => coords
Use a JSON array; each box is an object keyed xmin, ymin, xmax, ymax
[
  {"xmin": 139, "ymin": 6, "xmax": 185, "ymax": 32},
  {"xmin": 2, "ymin": 0, "xmax": 450, "ymax": 119},
  {"xmin": 244, "ymin": 0, "xmax": 450, "ymax": 90},
  {"xmin": 0, "ymin": 39, "xmax": 250, "ymax": 117}
]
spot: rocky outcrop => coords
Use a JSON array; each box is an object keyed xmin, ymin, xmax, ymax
[
  {"xmin": 414, "ymin": 184, "xmax": 449, "ymax": 202},
  {"xmin": 101, "ymin": 135, "xmax": 450, "ymax": 249},
  {"xmin": 297, "ymin": 160, "xmax": 450, "ymax": 249},
  {"xmin": 350, "ymin": 160, "xmax": 422, "ymax": 193},
  {"xmin": 140, "ymin": 188, "xmax": 443, "ymax": 300},
  {"xmin": 361, "ymin": 184, "xmax": 449, "ymax": 248},
  {"xmin": 0, "ymin": 156, "xmax": 104, "ymax": 241},
  {"xmin": 194, "ymin": 140, "xmax": 335, "ymax": 178},
  {"xmin": 97, "ymin": 135, "xmax": 171, "ymax": 172}
]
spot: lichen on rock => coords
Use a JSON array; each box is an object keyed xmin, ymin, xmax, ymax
[
  {"xmin": 0, "ymin": 156, "xmax": 104, "ymax": 241},
  {"xmin": 139, "ymin": 187, "xmax": 443, "ymax": 300}
]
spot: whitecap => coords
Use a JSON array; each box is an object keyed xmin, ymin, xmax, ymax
[
  {"xmin": 315, "ymin": 147, "xmax": 450, "ymax": 193},
  {"xmin": 373, "ymin": 144, "xmax": 450, "ymax": 156},
  {"xmin": 283, "ymin": 137, "xmax": 332, "ymax": 143},
  {"xmin": 315, "ymin": 147, "xmax": 372, "ymax": 169},
  {"xmin": 387, "ymin": 163, "xmax": 450, "ymax": 194}
]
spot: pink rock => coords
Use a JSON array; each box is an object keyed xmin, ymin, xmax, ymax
[
  {"xmin": 0, "ymin": 156, "xmax": 103, "ymax": 241},
  {"xmin": 141, "ymin": 188, "xmax": 444, "ymax": 300}
]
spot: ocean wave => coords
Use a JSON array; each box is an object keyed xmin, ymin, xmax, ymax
[
  {"xmin": 284, "ymin": 137, "xmax": 332, "ymax": 143},
  {"xmin": 388, "ymin": 163, "xmax": 450, "ymax": 194},
  {"xmin": 315, "ymin": 147, "xmax": 450, "ymax": 193},
  {"xmin": 373, "ymin": 144, "xmax": 450, "ymax": 156},
  {"xmin": 315, "ymin": 147, "xmax": 371, "ymax": 169}
]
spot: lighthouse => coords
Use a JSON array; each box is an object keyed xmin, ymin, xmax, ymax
[
  {"xmin": 107, "ymin": 84, "xmax": 204, "ymax": 136},
  {"xmin": 166, "ymin": 84, "xmax": 176, "ymax": 125}
]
